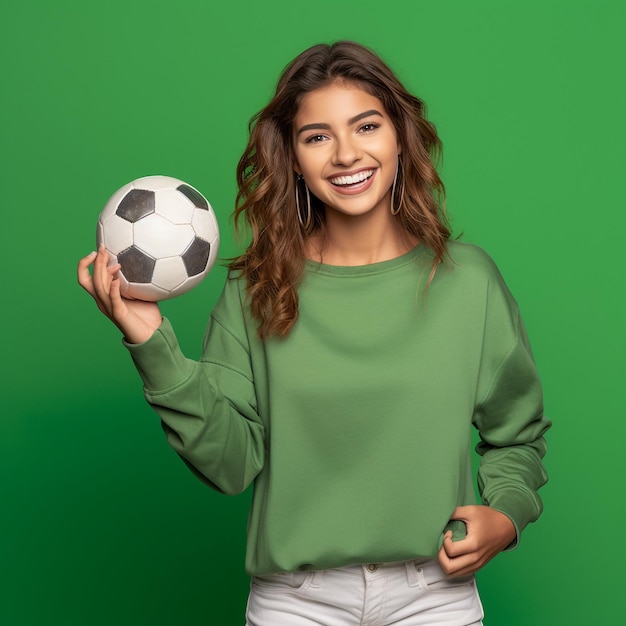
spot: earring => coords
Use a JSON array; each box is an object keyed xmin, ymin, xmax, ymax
[
  {"xmin": 391, "ymin": 159, "xmax": 405, "ymax": 216},
  {"xmin": 296, "ymin": 174, "xmax": 312, "ymax": 230}
]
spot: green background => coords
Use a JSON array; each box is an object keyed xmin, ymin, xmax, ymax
[{"xmin": 1, "ymin": 0, "xmax": 624, "ymax": 624}]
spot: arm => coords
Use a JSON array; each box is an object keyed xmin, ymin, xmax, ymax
[
  {"xmin": 472, "ymin": 308, "xmax": 550, "ymax": 543},
  {"xmin": 125, "ymin": 280, "xmax": 265, "ymax": 495},
  {"xmin": 78, "ymin": 248, "xmax": 265, "ymax": 494},
  {"xmin": 439, "ymin": 263, "xmax": 550, "ymax": 576}
]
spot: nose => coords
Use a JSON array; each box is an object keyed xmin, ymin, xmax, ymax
[{"xmin": 332, "ymin": 133, "xmax": 361, "ymax": 166}]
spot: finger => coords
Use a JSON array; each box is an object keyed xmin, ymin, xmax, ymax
[
  {"xmin": 439, "ymin": 536, "xmax": 464, "ymax": 568},
  {"xmin": 437, "ymin": 543, "xmax": 451, "ymax": 570},
  {"xmin": 445, "ymin": 562, "xmax": 482, "ymax": 578},
  {"xmin": 442, "ymin": 532, "xmax": 476, "ymax": 558},
  {"xmin": 92, "ymin": 244, "xmax": 114, "ymax": 308},
  {"xmin": 438, "ymin": 545, "xmax": 481, "ymax": 576},
  {"xmin": 93, "ymin": 242, "xmax": 111, "ymax": 272},
  {"xmin": 77, "ymin": 250, "xmax": 96, "ymax": 269},
  {"xmin": 438, "ymin": 544, "xmax": 467, "ymax": 576},
  {"xmin": 109, "ymin": 277, "xmax": 126, "ymax": 317},
  {"xmin": 446, "ymin": 551, "xmax": 491, "ymax": 577},
  {"xmin": 107, "ymin": 262, "xmax": 122, "ymax": 277},
  {"xmin": 77, "ymin": 251, "xmax": 97, "ymax": 294},
  {"xmin": 98, "ymin": 247, "xmax": 121, "ymax": 292}
]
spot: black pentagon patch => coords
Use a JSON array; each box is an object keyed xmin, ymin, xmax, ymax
[
  {"xmin": 177, "ymin": 184, "xmax": 209, "ymax": 210},
  {"xmin": 182, "ymin": 238, "xmax": 211, "ymax": 276},
  {"xmin": 117, "ymin": 189, "xmax": 156, "ymax": 222},
  {"xmin": 118, "ymin": 246, "xmax": 156, "ymax": 283}
]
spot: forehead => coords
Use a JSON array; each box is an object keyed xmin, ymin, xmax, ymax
[{"xmin": 295, "ymin": 82, "xmax": 387, "ymax": 123}]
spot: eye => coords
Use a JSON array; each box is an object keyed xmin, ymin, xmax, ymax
[
  {"xmin": 304, "ymin": 134, "xmax": 328, "ymax": 144},
  {"xmin": 358, "ymin": 122, "xmax": 381, "ymax": 133}
]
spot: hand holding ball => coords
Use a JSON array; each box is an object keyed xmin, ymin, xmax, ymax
[{"xmin": 96, "ymin": 176, "xmax": 220, "ymax": 301}]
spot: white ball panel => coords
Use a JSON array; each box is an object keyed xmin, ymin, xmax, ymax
[
  {"xmin": 207, "ymin": 233, "xmax": 220, "ymax": 268},
  {"xmin": 154, "ymin": 188, "xmax": 195, "ymax": 224},
  {"xmin": 96, "ymin": 220, "xmax": 104, "ymax": 247},
  {"xmin": 124, "ymin": 281, "xmax": 170, "ymax": 302},
  {"xmin": 101, "ymin": 214, "xmax": 134, "ymax": 254},
  {"xmin": 174, "ymin": 271, "xmax": 207, "ymax": 296},
  {"xmin": 152, "ymin": 256, "xmax": 189, "ymax": 291},
  {"xmin": 132, "ymin": 175, "xmax": 184, "ymax": 191},
  {"xmin": 134, "ymin": 214, "xmax": 195, "ymax": 257},
  {"xmin": 191, "ymin": 207, "xmax": 219, "ymax": 240}
]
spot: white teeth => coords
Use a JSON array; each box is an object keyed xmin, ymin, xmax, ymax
[{"xmin": 330, "ymin": 169, "xmax": 374, "ymax": 186}]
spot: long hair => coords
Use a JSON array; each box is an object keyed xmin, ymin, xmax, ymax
[{"xmin": 230, "ymin": 41, "xmax": 450, "ymax": 339}]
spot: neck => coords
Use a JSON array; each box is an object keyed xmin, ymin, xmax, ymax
[{"xmin": 307, "ymin": 209, "xmax": 418, "ymax": 266}]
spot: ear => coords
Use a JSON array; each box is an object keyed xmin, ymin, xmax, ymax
[{"xmin": 293, "ymin": 161, "xmax": 302, "ymax": 176}]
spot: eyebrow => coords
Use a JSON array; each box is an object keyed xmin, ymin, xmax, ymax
[{"xmin": 296, "ymin": 109, "xmax": 383, "ymax": 136}]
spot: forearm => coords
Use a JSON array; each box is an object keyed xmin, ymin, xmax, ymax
[
  {"xmin": 476, "ymin": 436, "xmax": 549, "ymax": 545},
  {"xmin": 146, "ymin": 367, "xmax": 265, "ymax": 495},
  {"xmin": 126, "ymin": 318, "xmax": 265, "ymax": 495}
]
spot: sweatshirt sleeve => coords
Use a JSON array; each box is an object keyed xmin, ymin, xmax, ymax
[
  {"xmin": 124, "ymin": 277, "xmax": 265, "ymax": 495},
  {"xmin": 472, "ymin": 262, "xmax": 551, "ymax": 548}
]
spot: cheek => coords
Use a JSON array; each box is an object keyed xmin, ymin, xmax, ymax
[
  {"xmin": 380, "ymin": 144, "xmax": 400, "ymax": 175},
  {"xmin": 297, "ymin": 151, "xmax": 326, "ymax": 180},
  {"xmin": 379, "ymin": 133, "xmax": 401, "ymax": 159}
]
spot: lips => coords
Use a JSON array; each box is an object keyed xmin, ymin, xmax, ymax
[{"xmin": 329, "ymin": 169, "xmax": 375, "ymax": 187}]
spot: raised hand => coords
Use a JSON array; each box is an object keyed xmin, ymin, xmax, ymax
[
  {"xmin": 77, "ymin": 244, "xmax": 163, "ymax": 344},
  {"xmin": 437, "ymin": 505, "xmax": 517, "ymax": 577}
]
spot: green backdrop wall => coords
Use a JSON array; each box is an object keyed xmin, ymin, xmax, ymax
[{"xmin": 1, "ymin": 0, "xmax": 624, "ymax": 624}]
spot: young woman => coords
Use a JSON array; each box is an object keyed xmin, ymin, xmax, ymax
[{"xmin": 78, "ymin": 41, "xmax": 550, "ymax": 625}]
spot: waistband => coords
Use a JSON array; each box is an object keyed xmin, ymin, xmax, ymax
[{"xmin": 308, "ymin": 558, "xmax": 458, "ymax": 588}]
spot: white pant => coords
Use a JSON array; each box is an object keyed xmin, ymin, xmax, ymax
[{"xmin": 245, "ymin": 559, "xmax": 484, "ymax": 625}]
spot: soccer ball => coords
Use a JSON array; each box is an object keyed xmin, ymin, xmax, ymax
[{"xmin": 96, "ymin": 175, "xmax": 220, "ymax": 301}]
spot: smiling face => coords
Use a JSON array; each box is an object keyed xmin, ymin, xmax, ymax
[{"xmin": 293, "ymin": 81, "xmax": 401, "ymax": 222}]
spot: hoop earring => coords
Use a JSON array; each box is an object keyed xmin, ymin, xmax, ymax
[
  {"xmin": 391, "ymin": 160, "xmax": 405, "ymax": 216},
  {"xmin": 296, "ymin": 174, "xmax": 312, "ymax": 230}
]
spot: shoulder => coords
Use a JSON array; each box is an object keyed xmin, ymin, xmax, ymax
[
  {"xmin": 211, "ymin": 270, "xmax": 247, "ymax": 309},
  {"xmin": 444, "ymin": 240, "xmax": 502, "ymax": 279},
  {"xmin": 435, "ymin": 240, "xmax": 506, "ymax": 290},
  {"xmin": 201, "ymin": 272, "xmax": 256, "ymax": 354},
  {"xmin": 440, "ymin": 241, "xmax": 518, "ymax": 313},
  {"xmin": 209, "ymin": 272, "xmax": 249, "ymax": 330}
]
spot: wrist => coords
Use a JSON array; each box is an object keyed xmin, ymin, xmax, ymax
[{"xmin": 491, "ymin": 508, "xmax": 517, "ymax": 546}]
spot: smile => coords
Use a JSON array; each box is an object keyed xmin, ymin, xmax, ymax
[{"xmin": 329, "ymin": 169, "xmax": 375, "ymax": 187}]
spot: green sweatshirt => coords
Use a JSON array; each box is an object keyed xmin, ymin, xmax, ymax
[{"xmin": 126, "ymin": 241, "xmax": 550, "ymax": 576}]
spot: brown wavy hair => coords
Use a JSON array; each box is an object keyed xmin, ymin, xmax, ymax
[{"xmin": 230, "ymin": 40, "xmax": 450, "ymax": 339}]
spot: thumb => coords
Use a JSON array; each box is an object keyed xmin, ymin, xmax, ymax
[{"xmin": 443, "ymin": 518, "xmax": 468, "ymax": 543}]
